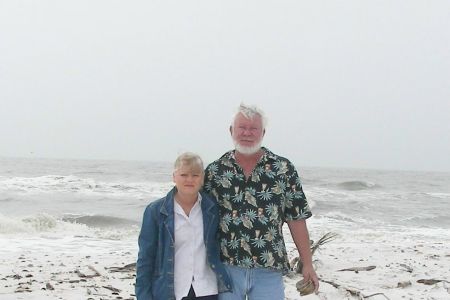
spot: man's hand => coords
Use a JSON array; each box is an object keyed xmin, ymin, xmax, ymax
[{"xmin": 301, "ymin": 263, "xmax": 319, "ymax": 293}]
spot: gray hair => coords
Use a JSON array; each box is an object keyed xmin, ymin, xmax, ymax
[
  {"xmin": 231, "ymin": 103, "xmax": 268, "ymax": 129},
  {"xmin": 174, "ymin": 152, "xmax": 204, "ymax": 173}
]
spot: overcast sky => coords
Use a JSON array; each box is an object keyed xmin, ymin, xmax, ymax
[{"xmin": 1, "ymin": 1, "xmax": 449, "ymax": 172}]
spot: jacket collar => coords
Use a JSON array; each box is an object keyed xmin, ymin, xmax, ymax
[
  {"xmin": 200, "ymin": 191, "xmax": 215, "ymax": 213},
  {"xmin": 160, "ymin": 187, "xmax": 215, "ymax": 216},
  {"xmin": 160, "ymin": 187, "xmax": 176, "ymax": 217}
]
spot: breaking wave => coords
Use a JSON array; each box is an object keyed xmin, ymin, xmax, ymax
[
  {"xmin": 337, "ymin": 181, "xmax": 379, "ymax": 191},
  {"xmin": 62, "ymin": 214, "xmax": 139, "ymax": 228},
  {"xmin": 0, "ymin": 213, "xmax": 139, "ymax": 239}
]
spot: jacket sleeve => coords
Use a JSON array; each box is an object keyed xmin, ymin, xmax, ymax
[{"xmin": 135, "ymin": 204, "xmax": 158, "ymax": 300}]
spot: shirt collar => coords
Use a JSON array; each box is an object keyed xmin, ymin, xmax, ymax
[{"xmin": 174, "ymin": 192, "xmax": 202, "ymax": 216}]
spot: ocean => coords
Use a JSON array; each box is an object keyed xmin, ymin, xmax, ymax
[{"xmin": 1, "ymin": 156, "xmax": 449, "ymax": 254}]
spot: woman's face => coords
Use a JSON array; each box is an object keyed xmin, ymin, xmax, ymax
[{"xmin": 172, "ymin": 164, "xmax": 204, "ymax": 197}]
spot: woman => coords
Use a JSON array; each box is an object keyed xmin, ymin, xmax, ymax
[{"xmin": 136, "ymin": 152, "xmax": 232, "ymax": 300}]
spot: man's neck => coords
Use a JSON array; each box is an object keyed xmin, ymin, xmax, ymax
[
  {"xmin": 235, "ymin": 148, "xmax": 264, "ymax": 178},
  {"xmin": 235, "ymin": 148, "xmax": 263, "ymax": 161}
]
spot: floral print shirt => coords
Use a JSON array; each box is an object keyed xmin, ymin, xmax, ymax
[{"xmin": 204, "ymin": 147, "xmax": 312, "ymax": 273}]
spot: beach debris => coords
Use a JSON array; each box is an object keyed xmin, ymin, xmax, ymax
[
  {"xmin": 107, "ymin": 262, "xmax": 136, "ymax": 273},
  {"xmin": 399, "ymin": 263, "xmax": 413, "ymax": 273},
  {"xmin": 68, "ymin": 279, "xmax": 80, "ymax": 283},
  {"xmin": 45, "ymin": 282, "xmax": 55, "ymax": 290},
  {"xmin": 15, "ymin": 281, "xmax": 33, "ymax": 293},
  {"xmin": 320, "ymin": 278, "xmax": 391, "ymax": 299},
  {"xmin": 118, "ymin": 274, "xmax": 136, "ymax": 280},
  {"xmin": 76, "ymin": 265, "xmax": 102, "ymax": 278},
  {"xmin": 15, "ymin": 286, "xmax": 32, "ymax": 293},
  {"xmin": 291, "ymin": 232, "xmax": 338, "ymax": 273},
  {"xmin": 338, "ymin": 265, "xmax": 376, "ymax": 273},
  {"xmin": 292, "ymin": 233, "xmax": 338, "ymax": 297},
  {"xmin": 103, "ymin": 285, "xmax": 121, "ymax": 293},
  {"xmin": 311, "ymin": 232, "xmax": 339, "ymax": 255},
  {"xmin": 296, "ymin": 278, "xmax": 315, "ymax": 296},
  {"xmin": 397, "ymin": 281, "xmax": 411, "ymax": 288},
  {"xmin": 417, "ymin": 279, "xmax": 449, "ymax": 285}
]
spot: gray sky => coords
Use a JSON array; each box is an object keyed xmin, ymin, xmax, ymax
[{"xmin": 1, "ymin": 1, "xmax": 449, "ymax": 172}]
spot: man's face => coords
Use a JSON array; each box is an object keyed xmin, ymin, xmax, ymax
[{"xmin": 231, "ymin": 113, "xmax": 265, "ymax": 154}]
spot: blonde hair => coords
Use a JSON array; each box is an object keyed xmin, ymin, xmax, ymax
[{"xmin": 174, "ymin": 152, "xmax": 204, "ymax": 173}]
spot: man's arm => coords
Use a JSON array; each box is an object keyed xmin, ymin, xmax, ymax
[{"xmin": 286, "ymin": 219, "xmax": 319, "ymax": 292}]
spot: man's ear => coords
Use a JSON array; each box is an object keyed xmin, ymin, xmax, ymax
[
  {"xmin": 229, "ymin": 126, "xmax": 233, "ymax": 136},
  {"xmin": 263, "ymin": 129, "xmax": 266, "ymax": 136}
]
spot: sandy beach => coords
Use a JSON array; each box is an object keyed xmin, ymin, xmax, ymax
[
  {"xmin": 2, "ymin": 222, "xmax": 449, "ymax": 300},
  {"xmin": 285, "ymin": 225, "xmax": 450, "ymax": 300},
  {"xmin": 0, "ymin": 234, "xmax": 138, "ymax": 300}
]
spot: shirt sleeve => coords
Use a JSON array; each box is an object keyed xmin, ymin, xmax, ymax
[
  {"xmin": 282, "ymin": 161, "xmax": 312, "ymax": 221},
  {"xmin": 203, "ymin": 163, "xmax": 216, "ymax": 195}
]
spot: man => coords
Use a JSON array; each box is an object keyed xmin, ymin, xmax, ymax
[{"xmin": 203, "ymin": 104, "xmax": 319, "ymax": 299}]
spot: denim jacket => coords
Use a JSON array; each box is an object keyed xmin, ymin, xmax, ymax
[{"xmin": 136, "ymin": 187, "xmax": 232, "ymax": 300}]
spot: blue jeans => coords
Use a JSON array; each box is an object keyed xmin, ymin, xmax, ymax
[{"xmin": 219, "ymin": 265, "xmax": 284, "ymax": 300}]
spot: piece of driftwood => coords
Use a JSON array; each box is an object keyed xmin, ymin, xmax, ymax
[
  {"xmin": 15, "ymin": 286, "xmax": 32, "ymax": 293},
  {"xmin": 397, "ymin": 281, "xmax": 411, "ymax": 288},
  {"xmin": 102, "ymin": 285, "xmax": 121, "ymax": 293},
  {"xmin": 107, "ymin": 263, "xmax": 136, "ymax": 273},
  {"xmin": 417, "ymin": 279, "xmax": 449, "ymax": 285},
  {"xmin": 320, "ymin": 278, "xmax": 390, "ymax": 300},
  {"xmin": 75, "ymin": 265, "xmax": 101, "ymax": 278},
  {"xmin": 338, "ymin": 266, "xmax": 376, "ymax": 273}
]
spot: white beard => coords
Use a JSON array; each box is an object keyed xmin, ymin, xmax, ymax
[{"xmin": 234, "ymin": 140, "xmax": 262, "ymax": 155}]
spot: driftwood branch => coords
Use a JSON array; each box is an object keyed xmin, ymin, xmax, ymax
[
  {"xmin": 106, "ymin": 262, "xmax": 136, "ymax": 273},
  {"xmin": 320, "ymin": 278, "xmax": 391, "ymax": 300},
  {"xmin": 102, "ymin": 285, "xmax": 121, "ymax": 293},
  {"xmin": 338, "ymin": 266, "xmax": 376, "ymax": 273},
  {"xmin": 417, "ymin": 279, "xmax": 450, "ymax": 285}
]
